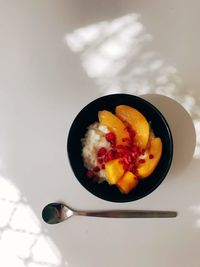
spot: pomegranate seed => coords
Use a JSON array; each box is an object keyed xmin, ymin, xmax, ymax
[
  {"xmin": 133, "ymin": 146, "xmax": 139, "ymax": 152},
  {"xmin": 122, "ymin": 162, "xmax": 128, "ymax": 171},
  {"xmin": 124, "ymin": 151, "xmax": 131, "ymax": 157},
  {"xmin": 139, "ymin": 159, "xmax": 146, "ymax": 164},
  {"xmin": 116, "ymin": 145, "xmax": 124, "ymax": 149},
  {"xmin": 149, "ymin": 154, "xmax": 154, "ymax": 159},
  {"xmin": 125, "ymin": 126, "xmax": 130, "ymax": 132},
  {"xmin": 107, "ymin": 150, "xmax": 115, "ymax": 161},
  {"xmin": 86, "ymin": 170, "xmax": 94, "ymax": 178},
  {"xmin": 122, "ymin": 138, "xmax": 130, "ymax": 143},
  {"xmin": 97, "ymin": 147, "xmax": 107, "ymax": 157},
  {"xmin": 116, "ymin": 152, "xmax": 123, "ymax": 158},
  {"xmin": 132, "ymin": 153, "xmax": 138, "ymax": 161},
  {"xmin": 125, "ymin": 164, "xmax": 129, "ymax": 170},
  {"xmin": 104, "ymin": 154, "xmax": 109, "ymax": 162},
  {"xmin": 124, "ymin": 145, "xmax": 130, "ymax": 150},
  {"xmin": 124, "ymin": 158, "xmax": 129, "ymax": 165},
  {"xmin": 98, "ymin": 158, "xmax": 103, "ymax": 164},
  {"xmin": 134, "ymin": 176, "xmax": 139, "ymax": 182},
  {"xmin": 127, "ymin": 155, "xmax": 132, "ymax": 163},
  {"xmin": 111, "ymin": 142, "xmax": 115, "ymax": 148},
  {"xmin": 92, "ymin": 175, "xmax": 99, "ymax": 182},
  {"xmin": 105, "ymin": 132, "xmax": 116, "ymax": 143},
  {"xmin": 93, "ymin": 166, "xmax": 100, "ymax": 172},
  {"xmin": 129, "ymin": 130, "xmax": 136, "ymax": 139},
  {"xmin": 101, "ymin": 164, "xmax": 105, "ymax": 169},
  {"xmin": 128, "ymin": 163, "xmax": 134, "ymax": 171},
  {"xmin": 119, "ymin": 159, "xmax": 124, "ymax": 165},
  {"xmin": 132, "ymin": 168, "xmax": 136, "ymax": 174}
]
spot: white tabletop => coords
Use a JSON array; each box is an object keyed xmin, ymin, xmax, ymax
[{"xmin": 0, "ymin": 1, "xmax": 200, "ymax": 267}]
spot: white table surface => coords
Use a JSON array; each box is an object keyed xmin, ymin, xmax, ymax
[{"xmin": 0, "ymin": 1, "xmax": 200, "ymax": 267}]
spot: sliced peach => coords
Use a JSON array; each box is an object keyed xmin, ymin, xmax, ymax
[
  {"xmin": 98, "ymin": 110, "xmax": 129, "ymax": 145},
  {"xmin": 115, "ymin": 105, "xmax": 150, "ymax": 148},
  {"xmin": 105, "ymin": 159, "xmax": 125, "ymax": 184},
  {"xmin": 137, "ymin": 137, "xmax": 162, "ymax": 179},
  {"xmin": 117, "ymin": 171, "xmax": 138, "ymax": 194}
]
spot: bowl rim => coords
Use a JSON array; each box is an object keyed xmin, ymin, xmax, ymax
[{"xmin": 67, "ymin": 93, "xmax": 173, "ymax": 202}]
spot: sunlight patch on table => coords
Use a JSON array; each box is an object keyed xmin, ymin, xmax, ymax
[
  {"xmin": 0, "ymin": 175, "xmax": 68, "ymax": 267},
  {"xmin": 193, "ymin": 119, "xmax": 200, "ymax": 159},
  {"xmin": 9, "ymin": 203, "xmax": 41, "ymax": 234},
  {"xmin": 66, "ymin": 13, "xmax": 200, "ymax": 160},
  {"xmin": 0, "ymin": 176, "xmax": 20, "ymax": 202}
]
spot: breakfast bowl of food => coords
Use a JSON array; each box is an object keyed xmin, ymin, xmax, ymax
[{"xmin": 67, "ymin": 94, "xmax": 173, "ymax": 202}]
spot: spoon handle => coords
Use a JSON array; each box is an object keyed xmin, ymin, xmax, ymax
[{"xmin": 76, "ymin": 210, "xmax": 177, "ymax": 218}]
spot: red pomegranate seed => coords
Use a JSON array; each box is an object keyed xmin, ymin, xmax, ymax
[
  {"xmin": 124, "ymin": 145, "xmax": 131, "ymax": 150},
  {"xmin": 128, "ymin": 163, "xmax": 134, "ymax": 171},
  {"xmin": 86, "ymin": 170, "xmax": 94, "ymax": 178},
  {"xmin": 132, "ymin": 153, "xmax": 139, "ymax": 161},
  {"xmin": 111, "ymin": 142, "xmax": 115, "ymax": 148},
  {"xmin": 125, "ymin": 164, "xmax": 130, "ymax": 170},
  {"xmin": 125, "ymin": 126, "xmax": 130, "ymax": 132},
  {"xmin": 134, "ymin": 176, "xmax": 139, "ymax": 182},
  {"xmin": 129, "ymin": 130, "xmax": 136, "ymax": 139},
  {"xmin": 101, "ymin": 164, "xmax": 105, "ymax": 169},
  {"xmin": 133, "ymin": 146, "xmax": 139, "ymax": 152},
  {"xmin": 149, "ymin": 154, "xmax": 154, "ymax": 159},
  {"xmin": 122, "ymin": 138, "xmax": 130, "ymax": 143},
  {"xmin": 97, "ymin": 147, "xmax": 107, "ymax": 157},
  {"xmin": 107, "ymin": 150, "xmax": 115, "ymax": 161},
  {"xmin": 124, "ymin": 157, "xmax": 129, "ymax": 165},
  {"xmin": 116, "ymin": 145, "xmax": 123, "ymax": 149},
  {"xmin": 139, "ymin": 159, "xmax": 146, "ymax": 164},
  {"xmin": 119, "ymin": 159, "xmax": 124, "ymax": 165},
  {"xmin": 98, "ymin": 158, "xmax": 103, "ymax": 164},
  {"xmin": 131, "ymin": 152, "xmax": 136, "ymax": 157},
  {"xmin": 125, "ymin": 150, "xmax": 131, "ymax": 156},
  {"xmin": 93, "ymin": 166, "xmax": 100, "ymax": 172},
  {"xmin": 92, "ymin": 175, "xmax": 99, "ymax": 182},
  {"xmin": 117, "ymin": 152, "xmax": 123, "ymax": 158},
  {"xmin": 127, "ymin": 155, "xmax": 132, "ymax": 163},
  {"xmin": 121, "ymin": 161, "xmax": 126, "ymax": 169},
  {"xmin": 104, "ymin": 154, "xmax": 109, "ymax": 162},
  {"xmin": 132, "ymin": 167, "xmax": 136, "ymax": 174},
  {"xmin": 105, "ymin": 132, "xmax": 116, "ymax": 143}
]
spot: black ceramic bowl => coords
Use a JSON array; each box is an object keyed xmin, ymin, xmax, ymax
[{"xmin": 67, "ymin": 94, "xmax": 173, "ymax": 202}]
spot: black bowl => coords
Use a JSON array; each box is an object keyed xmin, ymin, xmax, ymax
[{"xmin": 67, "ymin": 94, "xmax": 173, "ymax": 202}]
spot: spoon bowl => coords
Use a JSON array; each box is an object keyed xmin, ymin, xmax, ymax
[{"xmin": 42, "ymin": 203, "xmax": 74, "ymax": 224}]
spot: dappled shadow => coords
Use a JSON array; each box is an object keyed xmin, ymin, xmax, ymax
[
  {"xmin": 66, "ymin": 13, "xmax": 200, "ymax": 159},
  {"xmin": 0, "ymin": 175, "xmax": 68, "ymax": 267}
]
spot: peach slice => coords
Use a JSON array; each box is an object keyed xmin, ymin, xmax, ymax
[
  {"xmin": 137, "ymin": 137, "xmax": 162, "ymax": 179},
  {"xmin": 98, "ymin": 110, "xmax": 129, "ymax": 145},
  {"xmin": 105, "ymin": 159, "xmax": 125, "ymax": 184},
  {"xmin": 117, "ymin": 171, "xmax": 138, "ymax": 194},
  {"xmin": 115, "ymin": 105, "xmax": 150, "ymax": 148}
]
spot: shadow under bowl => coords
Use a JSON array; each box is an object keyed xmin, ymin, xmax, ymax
[{"xmin": 67, "ymin": 94, "xmax": 173, "ymax": 202}]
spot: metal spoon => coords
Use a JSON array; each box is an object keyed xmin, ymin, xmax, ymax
[{"xmin": 42, "ymin": 203, "xmax": 177, "ymax": 224}]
